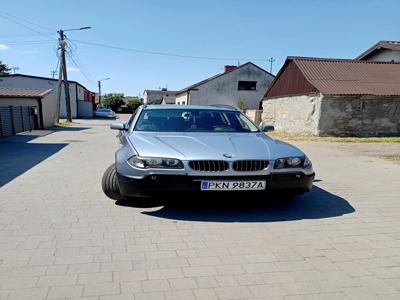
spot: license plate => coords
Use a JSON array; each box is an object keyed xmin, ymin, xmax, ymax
[{"xmin": 200, "ymin": 180, "xmax": 266, "ymax": 191}]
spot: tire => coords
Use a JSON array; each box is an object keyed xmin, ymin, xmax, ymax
[{"xmin": 102, "ymin": 164, "xmax": 123, "ymax": 200}]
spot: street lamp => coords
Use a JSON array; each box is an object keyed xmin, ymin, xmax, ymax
[{"xmin": 98, "ymin": 77, "xmax": 110, "ymax": 107}]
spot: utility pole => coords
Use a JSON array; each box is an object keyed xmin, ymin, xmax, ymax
[
  {"xmin": 50, "ymin": 70, "xmax": 57, "ymax": 79},
  {"xmin": 98, "ymin": 77, "xmax": 110, "ymax": 107},
  {"xmin": 54, "ymin": 26, "xmax": 91, "ymax": 124},
  {"xmin": 11, "ymin": 67, "xmax": 19, "ymax": 74},
  {"xmin": 56, "ymin": 30, "xmax": 72, "ymax": 122},
  {"xmin": 268, "ymin": 57, "xmax": 276, "ymax": 74}
]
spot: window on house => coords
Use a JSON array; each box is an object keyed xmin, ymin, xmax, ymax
[{"xmin": 238, "ymin": 81, "xmax": 257, "ymax": 91}]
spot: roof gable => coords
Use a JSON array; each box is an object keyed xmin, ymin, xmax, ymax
[
  {"xmin": 176, "ymin": 62, "xmax": 274, "ymax": 95},
  {"xmin": 356, "ymin": 40, "xmax": 400, "ymax": 60}
]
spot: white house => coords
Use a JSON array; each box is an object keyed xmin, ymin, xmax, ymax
[
  {"xmin": 175, "ymin": 62, "xmax": 274, "ymax": 109},
  {"xmin": 143, "ymin": 89, "xmax": 178, "ymax": 104},
  {"xmin": 356, "ymin": 40, "xmax": 400, "ymax": 62},
  {"xmin": 0, "ymin": 74, "xmax": 95, "ymax": 118}
]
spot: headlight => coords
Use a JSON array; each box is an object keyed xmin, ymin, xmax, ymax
[
  {"xmin": 303, "ymin": 156, "xmax": 312, "ymax": 169},
  {"xmin": 274, "ymin": 156, "xmax": 310, "ymax": 169},
  {"xmin": 127, "ymin": 156, "xmax": 183, "ymax": 169}
]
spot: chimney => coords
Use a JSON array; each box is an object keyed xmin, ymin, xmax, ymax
[{"xmin": 224, "ymin": 65, "xmax": 237, "ymax": 73}]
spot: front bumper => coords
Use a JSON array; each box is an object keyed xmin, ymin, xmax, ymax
[{"xmin": 117, "ymin": 172, "xmax": 315, "ymax": 197}]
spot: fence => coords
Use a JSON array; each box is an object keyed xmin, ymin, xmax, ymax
[{"xmin": 0, "ymin": 106, "xmax": 39, "ymax": 138}]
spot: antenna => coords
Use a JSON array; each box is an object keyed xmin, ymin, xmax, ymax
[{"xmin": 268, "ymin": 57, "xmax": 276, "ymax": 73}]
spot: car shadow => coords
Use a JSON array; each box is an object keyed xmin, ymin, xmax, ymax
[
  {"xmin": 116, "ymin": 186, "xmax": 355, "ymax": 223},
  {"xmin": 0, "ymin": 132, "xmax": 69, "ymax": 187},
  {"xmin": 52, "ymin": 126, "xmax": 90, "ymax": 132}
]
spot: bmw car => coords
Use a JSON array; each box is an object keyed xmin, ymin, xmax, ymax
[{"xmin": 102, "ymin": 105, "xmax": 315, "ymax": 200}]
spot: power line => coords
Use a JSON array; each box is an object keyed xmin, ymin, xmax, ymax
[
  {"xmin": 0, "ymin": 32, "xmax": 55, "ymax": 38},
  {"xmin": 0, "ymin": 13, "xmax": 55, "ymax": 41},
  {"xmin": 71, "ymin": 39, "xmax": 267, "ymax": 62},
  {"xmin": 0, "ymin": 11, "xmax": 54, "ymax": 31},
  {"xmin": 66, "ymin": 51, "xmax": 97, "ymax": 86}
]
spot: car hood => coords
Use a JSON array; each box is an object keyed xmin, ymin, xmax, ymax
[{"xmin": 128, "ymin": 132, "xmax": 304, "ymax": 160}]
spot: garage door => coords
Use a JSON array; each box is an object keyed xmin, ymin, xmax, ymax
[{"xmin": 0, "ymin": 106, "xmax": 39, "ymax": 138}]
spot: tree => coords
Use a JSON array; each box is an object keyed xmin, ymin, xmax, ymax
[
  {"xmin": 237, "ymin": 100, "xmax": 247, "ymax": 111},
  {"xmin": 102, "ymin": 93, "xmax": 125, "ymax": 111},
  {"xmin": 0, "ymin": 61, "xmax": 11, "ymax": 74},
  {"xmin": 126, "ymin": 97, "xmax": 143, "ymax": 110}
]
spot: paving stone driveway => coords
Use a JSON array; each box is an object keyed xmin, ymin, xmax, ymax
[{"xmin": 0, "ymin": 117, "xmax": 400, "ymax": 300}]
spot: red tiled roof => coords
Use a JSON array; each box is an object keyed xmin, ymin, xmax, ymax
[
  {"xmin": 267, "ymin": 57, "xmax": 400, "ymax": 97},
  {"xmin": 356, "ymin": 40, "xmax": 400, "ymax": 60},
  {"xmin": 0, "ymin": 87, "xmax": 52, "ymax": 98}
]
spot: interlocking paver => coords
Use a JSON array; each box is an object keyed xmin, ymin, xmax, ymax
[{"xmin": 1, "ymin": 117, "xmax": 400, "ymax": 299}]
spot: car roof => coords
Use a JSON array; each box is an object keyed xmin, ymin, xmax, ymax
[{"xmin": 143, "ymin": 104, "xmax": 236, "ymax": 111}]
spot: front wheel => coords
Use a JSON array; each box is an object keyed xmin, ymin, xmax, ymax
[{"xmin": 102, "ymin": 164, "xmax": 124, "ymax": 201}]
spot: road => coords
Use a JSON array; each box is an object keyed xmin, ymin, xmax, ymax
[{"xmin": 0, "ymin": 115, "xmax": 400, "ymax": 300}]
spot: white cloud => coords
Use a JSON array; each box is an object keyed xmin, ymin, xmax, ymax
[
  {"xmin": 19, "ymin": 50, "xmax": 38, "ymax": 55},
  {"xmin": 0, "ymin": 44, "xmax": 9, "ymax": 50},
  {"xmin": 67, "ymin": 67, "xmax": 80, "ymax": 72}
]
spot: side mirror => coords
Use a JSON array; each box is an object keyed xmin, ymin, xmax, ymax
[
  {"xmin": 261, "ymin": 124, "xmax": 275, "ymax": 132},
  {"xmin": 110, "ymin": 123, "xmax": 127, "ymax": 130}
]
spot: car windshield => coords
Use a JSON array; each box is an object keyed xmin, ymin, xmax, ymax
[
  {"xmin": 98, "ymin": 108, "xmax": 111, "ymax": 112},
  {"xmin": 134, "ymin": 109, "xmax": 259, "ymax": 132}
]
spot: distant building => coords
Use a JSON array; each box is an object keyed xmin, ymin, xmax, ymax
[
  {"xmin": 143, "ymin": 89, "xmax": 178, "ymax": 104},
  {"xmin": 0, "ymin": 74, "xmax": 95, "ymax": 118},
  {"xmin": 175, "ymin": 62, "xmax": 274, "ymax": 109},
  {"xmin": 356, "ymin": 40, "xmax": 400, "ymax": 62},
  {"xmin": 262, "ymin": 57, "xmax": 400, "ymax": 136}
]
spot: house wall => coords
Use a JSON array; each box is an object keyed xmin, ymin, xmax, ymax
[
  {"xmin": 364, "ymin": 49, "xmax": 400, "ymax": 62},
  {"xmin": 319, "ymin": 96, "xmax": 400, "ymax": 136},
  {"xmin": 77, "ymin": 100, "xmax": 93, "ymax": 118},
  {"xmin": 184, "ymin": 64, "xmax": 274, "ymax": 109},
  {"xmin": 0, "ymin": 76, "xmax": 86, "ymax": 118},
  {"xmin": 261, "ymin": 94, "xmax": 322, "ymax": 135},
  {"xmin": 175, "ymin": 94, "xmax": 188, "ymax": 105},
  {"xmin": 144, "ymin": 91, "xmax": 176, "ymax": 104}
]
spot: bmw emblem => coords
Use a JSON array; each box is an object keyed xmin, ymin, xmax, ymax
[{"xmin": 223, "ymin": 153, "xmax": 234, "ymax": 158}]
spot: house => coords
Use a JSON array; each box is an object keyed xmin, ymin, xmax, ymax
[
  {"xmin": 143, "ymin": 89, "xmax": 178, "ymax": 104},
  {"xmin": 0, "ymin": 87, "xmax": 53, "ymax": 137},
  {"xmin": 262, "ymin": 57, "xmax": 400, "ymax": 136},
  {"xmin": 356, "ymin": 40, "xmax": 400, "ymax": 62},
  {"xmin": 175, "ymin": 63, "xmax": 274, "ymax": 109},
  {"xmin": 0, "ymin": 74, "xmax": 95, "ymax": 118}
]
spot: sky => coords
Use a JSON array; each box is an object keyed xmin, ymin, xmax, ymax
[{"xmin": 0, "ymin": 0, "xmax": 399, "ymax": 96}]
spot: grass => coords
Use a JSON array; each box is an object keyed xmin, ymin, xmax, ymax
[
  {"xmin": 55, "ymin": 121, "xmax": 80, "ymax": 127},
  {"xmin": 378, "ymin": 154, "xmax": 400, "ymax": 163},
  {"xmin": 268, "ymin": 131, "xmax": 400, "ymax": 143}
]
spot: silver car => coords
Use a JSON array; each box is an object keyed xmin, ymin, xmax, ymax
[
  {"xmin": 102, "ymin": 105, "xmax": 315, "ymax": 200},
  {"xmin": 94, "ymin": 107, "xmax": 116, "ymax": 118}
]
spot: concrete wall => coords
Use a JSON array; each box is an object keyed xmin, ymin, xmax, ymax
[
  {"xmin": 0, "ymin": 76, "xmax": 78, "ymax": 118},
  {"xmin": 77, "ymin": 100, "xmax": 93, "ymax": 118},
  {"xmin": 180, "ymin": 64, "xmax": 274, "ymax": 109},
  {"xmin": 244, "ymin": 109, "xmax": 262, "ymax": 125},
  {"xmin": 365, "ymin": 49, "xmax": 400, "ymax": 62},
  {"xmin": 319, "ymin": 96, "xmax": 400, "ymax": 136},
  {"xmin": 262, "ymin": 94, "xmax": 322, "ymax": 135},
  {"xmin": 262, "ymin": 94, "xmax": 400, "ymax": 136}
]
